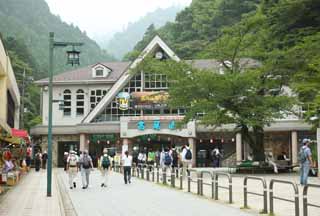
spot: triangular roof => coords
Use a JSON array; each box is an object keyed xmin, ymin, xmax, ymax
[{"xmin": 82, "ymin": 35, "xmax": 180, "ymax": 123}]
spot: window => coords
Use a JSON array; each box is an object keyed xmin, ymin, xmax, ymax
[
  {"xmin": 90, "ymin": 89, "xmax": 108, "ymax": 110},
  {"xmin": 63, "ymin": 89, "xmax": 72, "ymax": 116},
  {"xmin": 76, "ymin": 89, "xmax": 85, "ymax": 116},
  {"xmin": 144, "ymin": 73, "xmax": 168, "ymax": 90},
  {"xmin": 96, "ymin": 69, "xmax": 104, "ymax": 77}
]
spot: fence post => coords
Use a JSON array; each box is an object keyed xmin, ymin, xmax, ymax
[
  {"xmin": 180, "ymin": 168, "xmax": 183, "ymax": 189},
  {"xmin": 152, "ymin": 166, "xmax": 155, "ymax": 182},
  {"xmin": 146, "ymin": 167, "xmax": 150, "ymax": 181},
  {"xmin": 215, "ymin": 174, "xmax": 218, "ymax": 200},
  {"xmin": 157, "ymin": 166, "xmax": 159, "ymax": 183},
  {"xmin": 163, "ymin": 167, "xmax": 167, "ymax": 185},
  {"xmin": 229, "ymin": 175, "xmax": 233, "ymax": 203},
  {"xmin": 188, "ymin": 170, "xmax": 191, "ymax": 192},
  {"xmin": 244, "ymin": 177, "xmax": 248, "ymax": 208},
  {"xmin": 171, "ymin": 168, "xmax": 175, "ymax": 187}
]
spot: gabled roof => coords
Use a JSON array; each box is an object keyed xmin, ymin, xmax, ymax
[
  {"xmin": 82, "ymin": 35, "xmax": 180, "ymax": 123},
  {"xmin": 35, "ymin": 61, "xmax": 131, "ymax": 85}
]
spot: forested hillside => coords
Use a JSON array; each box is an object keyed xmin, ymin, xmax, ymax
[
  {"xmin": 0, "ymin": 0, "xmax": 114, "ymax": 78},
  {"xmin": 102, "ymin": 6, "xmax": 182, "ymax": 60}
]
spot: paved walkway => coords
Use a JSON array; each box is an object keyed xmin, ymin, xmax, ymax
[
  {"xmin": 0, "ymin": 170, "xmax": 63, "ymax": 216},
  {"xmin": 59, "ymin": 169, "xmax": 257, "ymax": 216}
]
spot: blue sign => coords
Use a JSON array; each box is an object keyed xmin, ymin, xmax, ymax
[
  {"xmin": 153, "ymin": 120, "xmax": 161, "ymax": 130},
  {"xmin": 168, "ymin": 120, "xmax": 175, "ymax": 130},
  {"xmin": 137, "ymin": 120, "xmax": 145, "ymax": 131}
]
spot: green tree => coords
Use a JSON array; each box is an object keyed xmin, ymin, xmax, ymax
[{"xmin": 136, "ymin": 14, "xmax": 293, "ymax": 161}]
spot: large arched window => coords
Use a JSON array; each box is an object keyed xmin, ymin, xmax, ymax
[
  {"xmin": 76, "ymin": 89, "xmax": 85, "ymax": 116},
  {"xmin": 63, "ymin": 89, "xmax": 72, "ymax": 116}
]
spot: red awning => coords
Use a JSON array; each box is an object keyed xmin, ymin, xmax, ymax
[
  {"xmin": 11, "ymin": 128, "xmax": 30, "ymax": 144},
  {"xmin": 11, "ymin": 128, "xmax": 28, "ymax": 137}
]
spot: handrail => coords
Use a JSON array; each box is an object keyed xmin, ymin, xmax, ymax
[
  {"xmin": 187, "ymin": 169, "xmax": 200, "ymax": 194},
  {"xmin": 214, "ymin": 172, "xmax": 232, "ymax": 203},
  {"xmin": 199, "ymin": 171, "xmax": 214, "ymax": 199},
  {"xmin": 243, "ymin": 176, "xmax": 267, "ymax": 213},
  {"xmin": 269, "ymin": 179, "xmax": 299, "ymax": 216},
  {"xmin": 303, "ymin": 184, "xmax": 320, "ymax": 216}
]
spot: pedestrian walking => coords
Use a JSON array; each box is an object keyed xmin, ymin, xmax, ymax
[
  {"xmin": 171, "ymin": 145, "xmax": 179, "ymax": 169},
  {"xmin": 79, "ymin": 150, "xmax": 93, "ymax": 189},
  {"xmin": 181, "ymin": 144, "xmax": 192, "ymax": 178},
  {"xmin": 34, "ymin": 151, "xmax": 42, "ymax": 172},
  {"xmin": 42, "ymin": 151, "xmax": 48, "ymax": 169},
  {"xmin": 211, "ymin": 147, "xmax": 222, "ymax": 168},
  {"xmin": 122, "ymin": 151, "xmax": 132, "ymax": 184},
  {"xmin": 161, "ymin": 148, "xmax": 172, "ymax": 169},
  {"xmin": 299, "ymin": 138, "xmax": 313, "ymax": 185},
  {"xmin": 63, "ymin": 152, "xmax": 69, "ymax": 171},
  {"xmin": 26, "ymin": 146, "xmax": 32, "ymax": 171},
  {"xmin": 100, "ymin": 148, "xmax": 112, "ymax": 187},
  {"xmin": 67, "ymin": 150, "xmax": 79, "ymax": 189}
]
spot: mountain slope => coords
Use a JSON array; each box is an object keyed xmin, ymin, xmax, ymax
[
  {"xmin": 0, "ymin": 0, "xmax": 114, "ymax": 78},
  {"xmin": 101, "ymin": 6, "xmax": 183, "ymax": 60}
]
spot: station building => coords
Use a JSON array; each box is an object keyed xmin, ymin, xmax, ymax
[{"xmin": 30, "ymin": 36, "xmax": 313, "ymax": 167}]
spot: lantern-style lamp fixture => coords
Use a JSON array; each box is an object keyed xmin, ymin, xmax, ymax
[{"xmin": 66, "ymin": 46, "xmax": 81, "ymax": 66}]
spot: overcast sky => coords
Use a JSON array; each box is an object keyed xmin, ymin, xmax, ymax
[{"xmin": 45, "ymin": 0, "xmax": 192, "ymax": 39}]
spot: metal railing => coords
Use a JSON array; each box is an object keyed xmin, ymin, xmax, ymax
[
  {"xmin": 269, "ymin": 179, "xmax": 299, "ymax": 216},
  {"xmin": 214, "ymin": 172, "xmax": 233, "ymax": 203},
  {"xmin": 303, "ymin": 184, "xmax": 320, "ymax": 216},
  {"xmin": 187, "ymin": 169, "xmax": 200, "ymax": 194},
  {"xmin": 243, "ymin": 176, "xmax": 267, "ymax": 213},
  {"xmin": 199, "ymin": 171, "xmax": 214, "ymax": 199}
]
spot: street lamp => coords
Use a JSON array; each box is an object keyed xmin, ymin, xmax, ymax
[{"xmin": 47, "ymin": 32, "xmax": 83, "ymax": 197}]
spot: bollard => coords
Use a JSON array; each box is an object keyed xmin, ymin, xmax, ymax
[
  {"xmin": 163, "ymin": 168, "xmax": 167, "ymax": 185},
  {"xmin": 171, "ymin": 168, "xmax": 175, "ymax": 187},
  {"xmin": 157, "ymin": 167, "xmax": 160, "ymax": 183},
  {"xmin": 146, "ymin": 168, "xmax": 150, "ymax": 181},
  {"xmin": 187, "ymin": 171, "xmax": 191, "ymax": 192},
  {"xmin": 180, "ymin": 169, "xmax": 183, "ymax": 190}
]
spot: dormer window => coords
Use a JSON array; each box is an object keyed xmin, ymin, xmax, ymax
[{"xmin": 92, "ymin": 63, "xmax": 112, "ymax": 78}]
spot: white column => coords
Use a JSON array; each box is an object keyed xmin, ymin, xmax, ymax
[
  {"xmin": 317, "ymin": 128, "xmax": 320, "ymax": 177},
  {"xmin": 291, "ymin": 131, "xmax": 298, "ymax": 165},
  {"xmin": 188, "ymin": 137, "xmax": 196, "ymax": 167},
  {"xmin": 236, "ymin": 133, "xmax": 242, "ymax": 165},
  {"xmin": 80, "ymin": 133, "xmax": 87, "ymax": 151},
  {"xmin": 122, "ymin": 138, "xmax": 129, "ymax": 156}
]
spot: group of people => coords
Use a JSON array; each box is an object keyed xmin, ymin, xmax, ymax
[
  {"xmin": 64, "ymin": 144, "xmax": 194, "ymax": 189},
  {"xmin": 133, "ymin": 144, "xmax": 193, "ymax": 175},
  {"xmin": 65, "ymin": 148, "xmax": 134, "ymax": 189}
]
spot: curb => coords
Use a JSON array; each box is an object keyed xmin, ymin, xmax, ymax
[{"xmin": 55, "ymin": 170, "xmax": 78, "ymax": 216}]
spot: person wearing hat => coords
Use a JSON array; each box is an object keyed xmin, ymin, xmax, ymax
[
  {"xmin": 67, "ymin": 150, "xmax": 79, "ymax": 189},
  {"xmin": 299, "ymin": 138, "xmax": 313, "ymax": 185},
  {"xmin": 99, "ymin": 148, "xmax": 112, "ymax": 187}
]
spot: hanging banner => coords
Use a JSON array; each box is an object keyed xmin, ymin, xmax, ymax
[{"xmin": 116, "ymin": 92, "xmax": 130, "ymax": 110}]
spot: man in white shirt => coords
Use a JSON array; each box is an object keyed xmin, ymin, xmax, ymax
[
  {"xmin": 122, "ymin": 151, "xmax": 132, "ymax": 184},
  {"xmin": 67, "ymin": 150, "xmax": 79, "ymax": 189},
  {"xmin": 181, "ymin": 144, "xmax": 192, "ymax": 178}
]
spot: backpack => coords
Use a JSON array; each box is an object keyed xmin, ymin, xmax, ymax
[
  {"xmin": 69, "ymin": 155, "xmax": 77, "ymax": 167},
  {"xmin": 102, "ymin": 155, "xmax": 110, "ymax": 168},
  {"xmin": 185, "ymin": 149, "xmax": 192, "ymax": 160},
  {"xmin": 82, "ymin": 155, "xmax": 91, "ymax": 169},
  {"xmin": 299, "ymin": 147, "xmax": 307, "ymax": 163},
  {"xmin": 164, "ymin": 152, "xmax": 172, "ymax": 165},
  {"xmin": 172, "ymin": 150, "xmax": 178, "ymax": 163}
]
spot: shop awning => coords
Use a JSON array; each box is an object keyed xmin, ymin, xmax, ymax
[{"xmin": 11, "ymin": 128, "xmax": 30, "ymax": 144}]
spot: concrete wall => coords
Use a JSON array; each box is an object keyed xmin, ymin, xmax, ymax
[
  {"xmin": 42, "ymin": 84, "xmax": 112, "ymax": 125},
  {"xmin": 0, "ymin": 39, "xmax": 20, "ymax": 131},
  {"xmin": 40, "ymin": 134, "xmax": 79, "ymax": 166}
]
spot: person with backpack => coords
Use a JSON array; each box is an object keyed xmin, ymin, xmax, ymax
[
  {"xmin": 42, "ymin": 151, "xmax": 48, "ymax": 169},
  {"xmin": 161, "ymin": 148, "xmax": 172, "ymax": 169},
  {"xmin": 299, "ymin": 138, "xmax": 313, "ymax": 185},
  {"xmin": 171, "ymin": 145, "xmax": 179, "ymax": 168},
  {"xmin": 181, "ymin": 144, "xmax": 192, "ymax": 178},
  {"xmin": 122, "ymin": 151, "xmax": 132, "ymax": 184},
  {"xmin": 99, "ymin": 148, "xmax": 112, "ymax": 187},
  {"xmin": 67, "ymin": 150, "xmax": 79, "ymax": 189},
  {"xmin": 79, "ymin": 149, "xmax": 93, "ymax": 189}
]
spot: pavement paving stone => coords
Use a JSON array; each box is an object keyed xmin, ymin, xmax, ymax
[
  {"xmin": 0, "ymin": 169, "xmax": 63, "ymax": 216},
  {"xmin": 59, "ymin": 169, "xmax": 257, "ymax": 216}
]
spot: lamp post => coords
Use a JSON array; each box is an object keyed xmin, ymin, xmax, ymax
[{"xmin": 47, "ymin": 32, "xmax": 83, "ymax": 197}]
